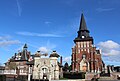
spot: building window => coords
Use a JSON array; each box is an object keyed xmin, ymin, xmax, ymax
[
  {"xmin": 81, "ymin": 42, "xmax": 83, "ymax": 48},
  {"xmin": 78, "ymin": 42, "xmax": 80, "ymax": 48},
  {"xmin": 78, "ymin": 49, "xmax": 80, "ymax": 53},
  {"xmin": 81, "ymin": 49, "xmax": 83, "ymax": 51},
  {"xmin": 88, "ymin": 49, "xmax": 89, "ymax": 53},
  {"xmin": 84, "ymin": 42, "xmax": 86, "ymax": 47},
  {"xmin": 87, "ymin": 42, "xmax": 89, "ymax": 47},
  {"xmin": 42, "ymin": 68, "xmax": 48, "ymax": 73}
]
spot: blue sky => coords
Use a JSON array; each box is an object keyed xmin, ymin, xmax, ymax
[{"xmin": 0, "ymin": 0, "xmax": 120, "ymax": 66}]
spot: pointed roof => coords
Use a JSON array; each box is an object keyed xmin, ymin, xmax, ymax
[
  {"xmin": 77, "ymin": 13, "xmax": 90, "ymax": 37},
  {"xmin": 23, "ymin": 43, "xmax": 27, "ymax": 48},
  {"xmin": 79, "ymin": 13, "xmax": 88, "ymax": 31},
  {"xmin": 74, "ymin": 13, "xmax": 93, "ymax": 43}
]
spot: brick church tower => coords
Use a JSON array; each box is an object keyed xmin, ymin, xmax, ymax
[{"xmin": 71, "ymin": 13, "xmax": 104, "ymax": 73}]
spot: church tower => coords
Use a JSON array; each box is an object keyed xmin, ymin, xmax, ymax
[{"xmin": 71, "ymin": 13, "xmax": 104, "ymax": 73}]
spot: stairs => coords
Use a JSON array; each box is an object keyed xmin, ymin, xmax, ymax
[{"xmin": 99, "ymin": 76, "xmax": 115, "ymax": 80}]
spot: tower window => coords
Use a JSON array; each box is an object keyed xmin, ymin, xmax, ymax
[
  {"xmin": 87, "ymin": 42, "xmax": 89, "ymax": 47},
  {"xmin": 84, "ymin": 42, "xmax": 86, "ymax": 47},
  {"xmin": 78, "ymin": 42, "xmax": 80, "ymax": 48},
  {"xmin": 81, "ymin": 42, "xmax": 83, "ymax": 48},
  {"xmin": 88, "ymin": 49, "xmax": 90, "ymax": 53},
  {"xmin": 78, "ymin": 49, "xmax": 80, "ymax": 53}
]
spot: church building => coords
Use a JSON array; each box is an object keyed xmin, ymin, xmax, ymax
[{"xmin": 71, "ymin": 13, "xmax": 105, "ymax": 73}]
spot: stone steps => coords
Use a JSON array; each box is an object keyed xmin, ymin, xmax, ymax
[{"xmin": 99, "ymin": 77, "xmax": 115, "ymax": 80}]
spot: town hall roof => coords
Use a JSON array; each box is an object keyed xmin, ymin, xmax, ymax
[{"xmin": 49, "ymin": 51, "xmax": 60, "ymax": 58}]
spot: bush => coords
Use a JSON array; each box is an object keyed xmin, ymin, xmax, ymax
[
  {"xmin": 63, "ymin": 72, "xmax": 85, "ymax": 79},
  {"xmin": 0, "ymin": 75, "xmax": 6, "ymax": 81}
]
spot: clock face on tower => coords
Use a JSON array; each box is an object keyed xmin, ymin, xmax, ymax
[{"xmin": 82, "ymin": 35, "xmax": 85, "ymax": 38}]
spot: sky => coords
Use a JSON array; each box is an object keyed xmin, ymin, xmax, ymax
[{"xmin": 0, "ymin": 0, "xmax": 120, "ymax": 66}]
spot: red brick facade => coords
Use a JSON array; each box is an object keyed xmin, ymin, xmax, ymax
[{"xmin": 71, "ymin": 14, "xmax": 104, "ymax": 73}]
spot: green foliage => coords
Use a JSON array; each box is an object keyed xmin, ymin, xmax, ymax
[
  {"xmin": 63, "ymin": 62, "xmax": 69, "ymax": 72},
  {"xmin": 68, "ymin": 65, "xmax": 72, "ymax": 71},
  {"xmin": 0, "ymin": 75, "xmax": 6, "ymax": 81},
  {"xmin": 63, "ymin": 72, "xmax": 85, "ymax": 79},
  {"xmin": 63, "ymin": 62, "xmax": 72, "ymax": 72}
]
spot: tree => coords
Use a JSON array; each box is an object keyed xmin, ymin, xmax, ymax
[
  {"xmin": 68, "ymin": 65, "xmax": 72, "ymax": 71},
  {"xmin": 63, "ymin": 62, "xmax": 69, "ymax": 72}
]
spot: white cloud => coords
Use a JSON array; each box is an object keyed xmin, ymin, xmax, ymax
[
  {"xmin": 0, "ymin": 40, "xmax": 20, "ymax": 47},
  {"xmin": 44, "ymin": 21, "xmax": 51, "ymax": 24},
  {"xmin": 98, "ymin": 40, "xmax": 120, "ymax": 62},
  {"xmin": 38, "ymin": 47, "xmax": 51, "ymax": 54},
  {"xmin": 102, "ymin": 50, "xmax": 120, "ymax": 56},
  {"xmin": 63, "ymin": 56, "xmax": 71, "ymax": 62},
  {"xmin": 0, "ymin": 36, "xmax": 20, "ymax": 47},
  {"xmin": 16, "ymin": 32, "xmax": 62, "ymax": 37},
  {"xmin": 0, "ymin": 35, "xmax": 11, "ymax": 41},
  {"xmin": 98, "ymin": 40, "xmax": 120, "ymax": 49},
  {"xmin": 96, "ymin": 8, "xmax": 114, "ymax": 12},
  {"xmin": 46, "ymin": 40, "xmax": 56, "ymax": 49},
  {"xmin": 37, "ymin": 41, "xmax": 57, "ymax": 54},
  {"xmin": 16, "ymin": 0, "xmax": 22, "ymax": 16}
]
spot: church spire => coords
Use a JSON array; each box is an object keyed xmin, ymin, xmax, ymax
[
  {"xmin": 74, "ymin": 13, "xmax": 93, "ymax": 43},
  {"xmin": 79, "ymin": 13, "xmax": 88, "ymax": 31},
  {"xmin": 23, "ymin": 43, "xmax": 28, "ymax": 48},
  {"xmin": 22, "ymin": 43, "xmax": 28, "ymax": 60},
  {"xmin": 78, "ymin": 13, "xmax": 90, "ymax": 38}
]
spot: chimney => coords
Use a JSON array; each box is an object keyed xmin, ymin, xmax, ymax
[{"xmin": 60, "ymin": 56, "xmax": 62, "ymax": 65}]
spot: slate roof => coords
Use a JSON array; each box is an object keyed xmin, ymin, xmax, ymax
[
  {"xmin": 26, "ymin": 60, "xmax": 34, "ymax": 65},
  {"xmin": 23, "ymin": 43, "xmax": 28, "ymax": 48},
  {"xmin": 49, "ymin": 51, "xmax": 60, "ymax": 58},
  {"xmin": 79, "ymin": 13, "xmax": 88, "ymax": 31},
  {"xmin": 0, "ymin": 66, "xmax": 5, "ymax": 70},
  {"xmin": 74, "ymin": 13, "xmax": 93, "ymax": 43},
  {"xmin": 9, "ymin": 44, "xmax": 30, "ymax": 62}
]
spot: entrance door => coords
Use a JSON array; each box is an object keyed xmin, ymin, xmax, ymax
[
  {"xmin": 82, "ymin": 65, "xmax": 87, "ymax": 72},
  {"xmin": 42, "ymin": 68, "xmax": 48, "ymax": 79}
]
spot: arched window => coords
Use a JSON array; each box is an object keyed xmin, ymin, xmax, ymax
[{"xmin": 42, "ymin": 68, "xmax": 48, "ymax": 73}]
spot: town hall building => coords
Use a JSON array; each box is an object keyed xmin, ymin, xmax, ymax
[{"xmin": 71, "ymin": 13, "xmax": 105, "ymax": 73}]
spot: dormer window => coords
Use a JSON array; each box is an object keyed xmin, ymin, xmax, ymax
[{"xmin": 82, "ymin": 35, "xmax": 85, "ymax": 38}]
